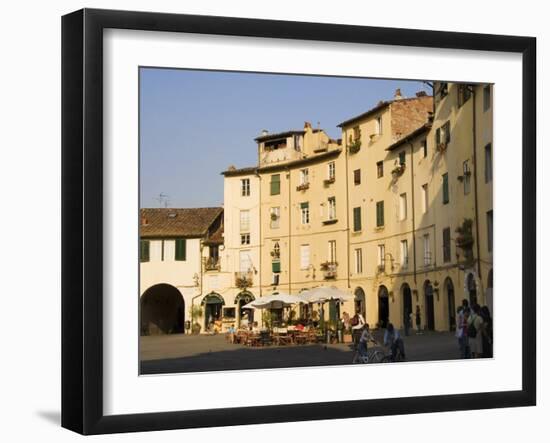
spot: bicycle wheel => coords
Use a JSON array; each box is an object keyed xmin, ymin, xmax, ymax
[
  {"xmin": 380, "ymin": 355, "xmax": 393, "ymax": 363},
  {"xmin": 368, "ymin": 350, "xmax": 384, "ymax": 363}
]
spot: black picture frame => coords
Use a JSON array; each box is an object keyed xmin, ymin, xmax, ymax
[{"xmin": 62, "ymin": 8, "xmax": 536, "ymax": 435}]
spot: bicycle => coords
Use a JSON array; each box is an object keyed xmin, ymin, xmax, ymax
[
  {"xmin": 380, "ymin": 342, "xmax": 406, "ymax": 363},
  {"xmin": 352, "ymin": 340, "xmax": 384, "ymax": 364}
]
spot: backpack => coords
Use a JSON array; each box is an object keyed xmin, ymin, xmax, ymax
[
  {"xmin": 351, "ymin": 315, "xmax": 359, "ymax": 326},
  {"xmin": 467, "ymin": 317, "xmax": 477, "ymax": 338}
]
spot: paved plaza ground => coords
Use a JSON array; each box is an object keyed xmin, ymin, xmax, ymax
[{"xmin": 140, "ymin": 330, "xmax": 463, "ymax": 374}]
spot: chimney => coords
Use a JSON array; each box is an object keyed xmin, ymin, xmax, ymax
[
  {"xmin": 141, "ymin": 216, "xmax": 148, "ymax": 226},
  {"xmin": 416, "ymin": 90, "xmax": 427, "ymax": 97},
  {"xmin": 304, "ymin": 121, "xmax": 312, "ymax": 129},
  {"xmin": 394, "ymin": 88, "xmax": 403, "ymax": 100},
  {"xmin": 260, "ymin": 129, "xmax": 269, "ymax": 136}
]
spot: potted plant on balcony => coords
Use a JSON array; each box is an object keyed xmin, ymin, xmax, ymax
[
  {"xmin": 391, "ymin": 163, "xmax": 406, "ymax": 177},
  {"xmin": 436, "ymin": 142, "xmax": 448, "ymax": 153},
  {"xmin": 296, "ymin": 182, "xmax": 309, "ymax": 191},
  {"xmin": 455, "ymin": 218, "xmax": 474, "ymax": 249},
  {"xmin": 348, "ymin": 137, "xmax": 362, "ymax": 154}
]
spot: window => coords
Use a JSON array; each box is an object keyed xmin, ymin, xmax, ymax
[
  {"xmin": 375, "ymin": 116, "xmax": 383, "ymax": 135},
  {"xmin": 421, "ymin": 184, "xmax": 428, "ymax": 214},
  {"xmin": 399, "ymin": 193, "xmax": 407, "ymax": 221},
  {"xmin": 300, "ymin": 244, "xmax": 310, "ymax": 270},
  {"xmin": 376, "ymin": 161, "xmax": 384, "ymax": 178},
  {"xmin": 240, "ymin": 210, "xmax": 250, "ymax": 232},
  {"xmin": 223, "ymin": 307, "xmax": 236, "ymax": 319},
  {"xmin": 272, "ymin": 273, "xmax": 280, "ymax": 285},
  {"xmin": 175, "ymin": 238, "xmax": 186, "ymax": 261},
  {"xmin": 442, "ymin": 173, "xmax": 449, "ymax": 204},
  {"xmin": 483, "ymin": 85, "xmax": 491, "ymax": 111},
  {"xmin": 239, "ymin": 250, "xmax": 251, "ymax": 273},
  {"xmin": 487, "ymin": 210, "xmax": 493, "ymax": 253},
  {"xmin": 300, "ymin": 202, "xmax": 310, "ymax": 225},
  {"xmin": 240, "ymin": 233, "xmax": 250, "ymax": 245},
  {"xmin": 377, "ymin": 244, "xmax": 385, "ymax": 268},
  {"xmin": 140, "ymin": 239, "xmax": 150, "ymax": 262},
  {"xmin": 423, "ymin": 234, "xmax": 431, "ymax": 266},
  {"xmin": 294, "ymin": 134, "xmax": 302, "ymax": 151},
  {"xmin": 436, "ymin": 121, "xmax": 451, "ymax": 146},
  {"xmin": 328, "ymin": 197, "xmax": 336, "ymax": 220},
  {"xmin": 328, "ymin": 162, "xmax": 336, "ymax": 180},
  {"xmin": 399, "ymin": 150, "xmax": 406, "ymax": 165},
  {"xmin": 443, "ymin": 227, "xmax": 451, "ymax": 263},
  {"xmin": 422, "ymin": 139, "xmax": 428, "ymax": 158},
  {"xmin": 457, "ymin": 83, "xmax": 472, "ymax": 107},
  {"xmin": 463, "ymin": 160, "xmax": 471, "ymax": 195},
  {"xmin": 328, "ymin": 240, "xmax": 337, "ymax": 263},
  {"xmin": 355, "ymin": 248, "xmax": 363, "ymax": 274},
  {"xmin": 241, "ymin": 178, "xmax": 250, "ymax": 197},
  {"xmin": 400, "ymin": 240, "xmax": 409, "ymax": 267},
  {"xmin": 270, "ymin": 174, "xmax": 281, "ymax": 195},
  {"xmin": 439, "ymin": 82, "xmax": 448, "ymax": 98},
  {"xmin": 485, "ymin": 143, "xmax": 493, "ymax": 183},
  {"xmin": 353, "ymin": 125, "xmax": 360, "ymax": 140},
  {"xmin": 299, "ymin": 168, "xmax": 309, "ymax": 185},
  {"xmin": 272, "ymin": 261, "xmax": 281, "ymax": 273},
  {"xmin": 353, "ymin": 169, "xmax": 361, "ymax": 185},
  {"xmin": 376, "ymin": 201, "xmax": 385, "ymax": 227},
  {"xmin": 353, "ymin": 207, "xmax": 362, "ymax": 232},
  {"xmin": 270, "ymin": 207, "xmax": 280, "ymax": 229}
]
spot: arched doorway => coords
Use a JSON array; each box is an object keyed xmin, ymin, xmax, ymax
[
  {"xmin": 401, "ymin": 283, "xmax": 412, "ymax": 330},
  {"xmin": 235, "ymin": 290, "xmax": 255, "ymax": 327},
  {"xmin": 444, "ymin": 277, "xmax": 456, "ymax": 331},
  {"xmin": 354, "ymin": 287, "xmax": 366, "ymax": 320},
  {"xmin": 201, "ymin": 292, "xmax": 225, "ymax": 332},
  {"xmin": 140, "ymin": 283, "xmax": 185, "ymax": 335},
  {"xmin": 467, "ymin": 273, "xmax": 477, "ymax": 306},
  {"xmin": 378, "ymin": 285, "xmax": 389, "ymax": 329},
  {"xmin": 424, "ymin": 280, "xmax": 435, "ymax": 331}
]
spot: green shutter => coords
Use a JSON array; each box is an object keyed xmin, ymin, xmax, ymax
[
  {"xmin": 399, "ymin": 151, "xmax": 406, "ymax": 165},
  {"xmin": 376, "ymin": 201, "xmax": 384, "ymax": 227},
  {"xmin": 175, "ymin": 238, "xmax": 186, "ymax": 261},
  {"xmin": 270, "ymin": 174, "xmax": 280, "ymax": 195},
  {"xmin": 353, "ymin": 207, "xmax": 362, "ymax": 231},
  {"xmin": 442, "ymin": 173, "xmax": 449, "ymax": 204},
  {"xmin": 272, "ymin": 261, "xmax": 281, "ymax": 273},
  {"xmin": 140, "ymin": 240, "xmax": 150, "ymax": 262}
]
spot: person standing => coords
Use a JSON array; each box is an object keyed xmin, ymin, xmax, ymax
[
  {"xmin": 481, "ymin": 305, "xmax": 493, "ymax": 358},
  {"xmin": 384, "ymin": 323, "xmax": 406, "ymax": 360},
  {"xmin": 351, "ymin": 309, "xmax": 365, "ymax": 350},
  {"xmin": 455, "ymin": 306, "xmax": 465, "ymax": 358},
  {"xmin": 468, "ymin": 304, "xmax": 484, "ymax": 358}
]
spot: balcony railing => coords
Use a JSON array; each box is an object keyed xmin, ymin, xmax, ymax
[
  {"xmin": 320, "ymin": 262, "xmax": 337, "ymax": 279},
  {"xmin": 204, "ymin": 257, "xmax": 220, "ymax": 271}
]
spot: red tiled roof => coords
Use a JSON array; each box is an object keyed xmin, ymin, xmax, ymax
[{"xmin": 140, "ymin": 207, "xmax": 223, "ymax": 238}]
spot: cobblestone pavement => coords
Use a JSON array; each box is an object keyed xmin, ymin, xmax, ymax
[{"xmin": 140, "ymin": 330, "xmax": 465, "ymax": 374}]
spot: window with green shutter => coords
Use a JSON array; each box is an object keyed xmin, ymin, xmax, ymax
[
  {"xmin": 175, "ymin": 238, "xmax": 186, "ymax": 261},
  {"xmin": 399, "ymin": 150, "xmax": 406, "ymax": 165},
  {"xmin": 140, "ymin": 240, "xmax": 150, "ymax": 262},
  {"xmin": 272, "ymin": 261, "xmax": 281, "ymax": 273},
  {"xmin": 353, "ymin": 207, "xmax": 362, "ymax": 232},
  {"xmin": 376, "ymin": 201, "xmax": 384, "ymax": 227},
  {"xmin": 270, "ymin": 174, "xmax": 281, "ymax": 195},
  {"xmin": 442, "ymin": 173, "xmax": 449, "ymax": 204}
]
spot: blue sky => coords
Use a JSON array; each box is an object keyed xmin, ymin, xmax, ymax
[{"xmin": 139, "ymin": 68, "xmax": 430, "ymax": 208}]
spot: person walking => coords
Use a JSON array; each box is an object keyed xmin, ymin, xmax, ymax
[
  {"xmin": 462, "ymin": 307, "xmax": 472, "ymax": 358},
  {"xmin": 351, "ymin": 309, "xmax": 365, "ymax": 350},
  {"xmin": 384, "ymin": 323, "xmax": 406, "ymax": 360},
  {"xmin": 455, "ymin": 306, "xmax": 465, "ymax": 358},
  {"xmin": 481, "ymin": 306, "xmax": 493, "ymax": 358}
]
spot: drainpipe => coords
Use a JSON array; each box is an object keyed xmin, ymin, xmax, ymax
[
  {"xmin": 257, "ymin": 171, "xmax": 262, "ymax": 298},
  {"xmin": 287, "ymin": 166, "xmax": 291, "ymax": 294},
  {"xmin": 344, "ymin": 138, "xmax": 351, "ymax": 289},
  {"xmin": 409, "ymin": 141, "xmax": 418, "ymax": 287},
  {"xmin": 470, "ymin": 86, "xmax": 483, "ymax": 288},
  {"xmin": 190, "ymin": 244, "xmax": 204, "ymax": 334}
]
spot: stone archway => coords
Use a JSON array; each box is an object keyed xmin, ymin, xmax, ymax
[
  {"xmin": 140, "ymin": 283, "xmax": 185, "ymax": 335},
  {"xmin": 444, "ymin": 277, "xmax": 456, "ymax": 331},
  {"xmin": 401, "ymin": 283, "xmax": 412, "ymax": 331},
  {"xmin": 201, "ymin": 292, "xmax": 225, "ymax": 332},
  {"xmin": 378, "ymin": 285, "xmax": 390, "ymax": 329},
  {"xmin": 424, "ymin": 280, "xmax": 435, "ymax": 331},
  {"xmin": 354, "ymin": 287, "xmax": 366, "ymax": 320}
]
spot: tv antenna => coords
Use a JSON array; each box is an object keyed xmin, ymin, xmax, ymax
[{"xmin": 155, "ymin": 193, "xmax": 170, "ymax": 208}]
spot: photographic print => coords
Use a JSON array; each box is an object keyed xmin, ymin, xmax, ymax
[{"xmin": 138, "ymin": 69, "xmax": 494, "ymax": 375}]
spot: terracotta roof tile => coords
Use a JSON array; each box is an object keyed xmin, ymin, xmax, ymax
[{"xmin": 140, "ymin": 207, "xmax": 223, "ymax": 238}]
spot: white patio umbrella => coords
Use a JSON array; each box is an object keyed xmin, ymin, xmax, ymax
[
  {"xmin": 300, "ymin": 286, "xmax": 354, "ymax": 304},
  {"xmin": 242, "ymin": 291, "xmax": 306, "ymax": 309}
]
